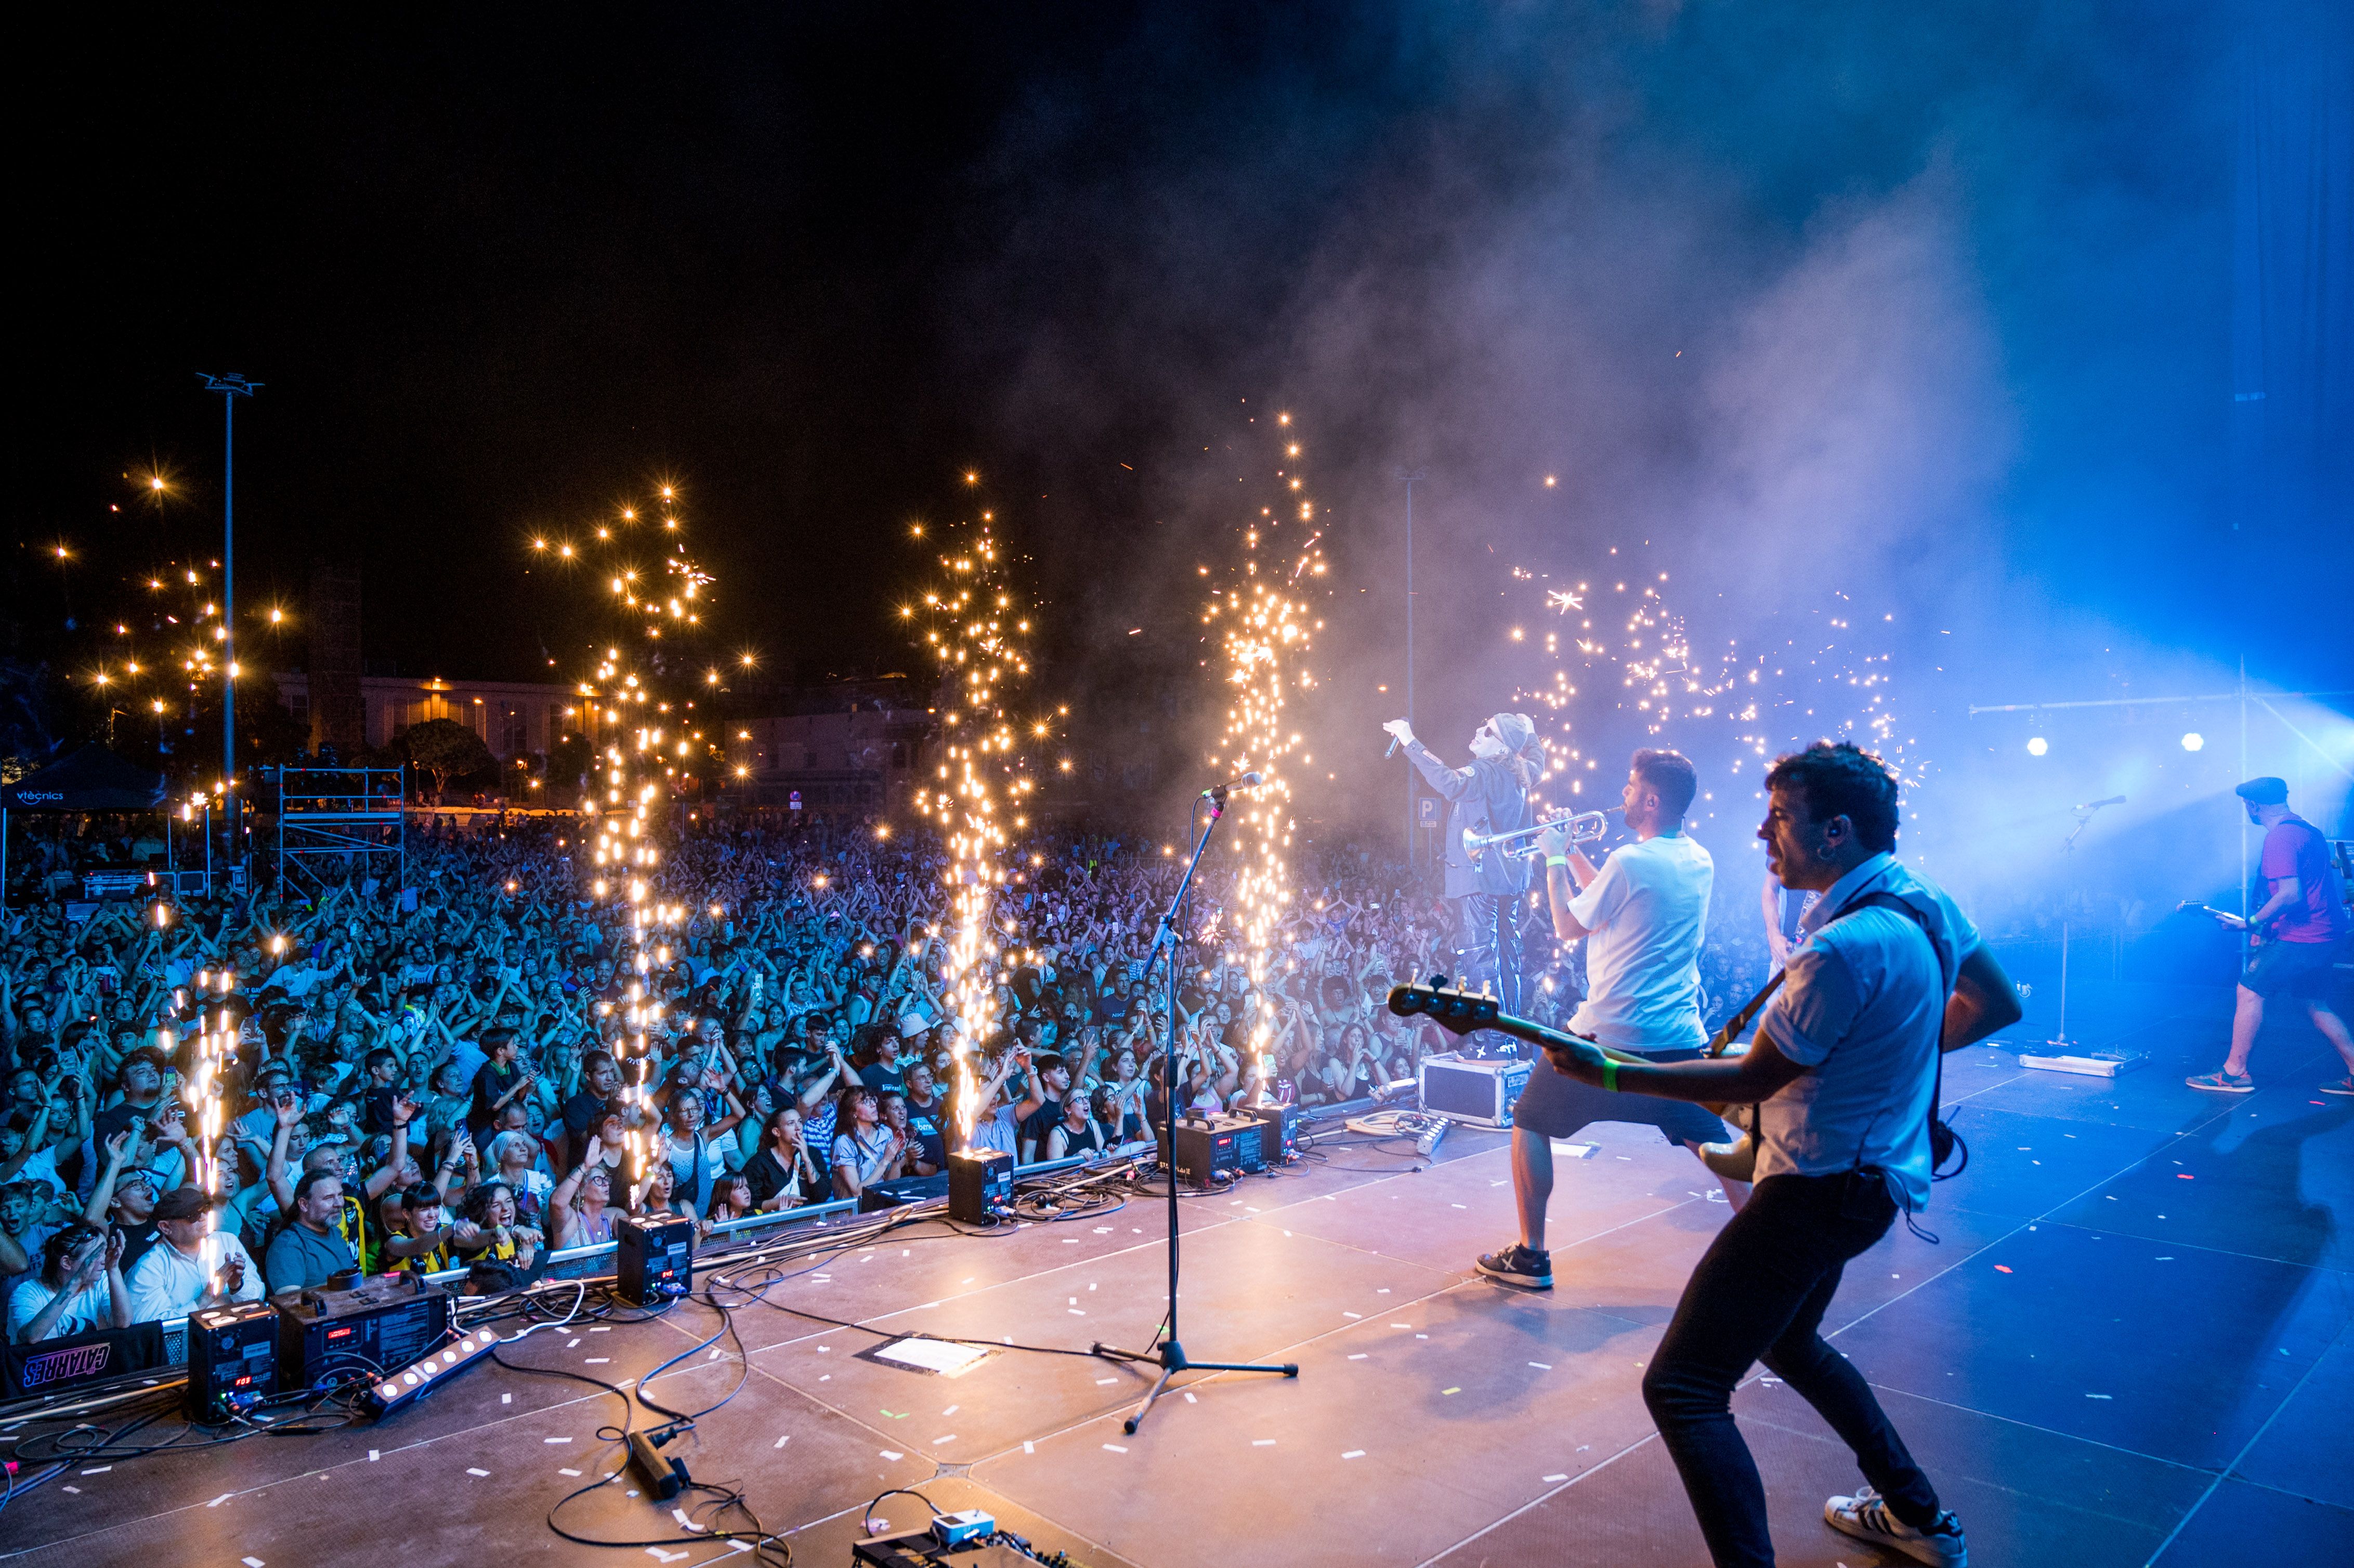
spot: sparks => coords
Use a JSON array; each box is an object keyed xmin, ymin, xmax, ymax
[{"xmin": 907, "ymin": 504, "xmax": 1051, "ymax": 1147}]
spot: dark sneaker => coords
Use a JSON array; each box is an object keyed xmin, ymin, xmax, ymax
[
  {"xmin": 2185, "ymin": 1070, "xmax": 2254, "ymax": 1093},
  {"xmin": 1474, "ymin": 1243, "xmax": 1552, "ymax": 1289},
  {"xmin": 1825, "ymin": 1489, "xmax": 1967, "ymax": 1567},
  {"xmin": 2319, "ymin": 1078, "xmax": 2354, "ymax": 1097}
]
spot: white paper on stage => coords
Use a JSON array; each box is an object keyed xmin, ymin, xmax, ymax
[{"xmin": 870, "ymin": 1337, "xmax": 994, "ymax": 1377}]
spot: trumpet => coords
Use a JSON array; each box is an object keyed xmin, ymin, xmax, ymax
[{"xmin": 1461, "ymin": 809, "xmax": 1612, "ymax": 863}]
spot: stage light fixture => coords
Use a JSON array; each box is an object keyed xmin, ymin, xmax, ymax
[
  {"xmin": 2026, "ymin": 737, "xmax": 2049, "ymax": 756},
  {"xmin": 2181, "ymin": 732, "xmax": 2204, "ymax": 751},
  {"xmin": 361, "ymin": 1326, "xmax": 501, "ymax": 1418}
]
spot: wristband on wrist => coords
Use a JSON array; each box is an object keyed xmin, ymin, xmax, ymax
[
  {"xmin": 1601, "ymin": 1059, "xmax": 1618, "ymax": 1094},
  {"xmin": 1545, "ymin": 855, "xmax": 1569, "ymax": 868}
]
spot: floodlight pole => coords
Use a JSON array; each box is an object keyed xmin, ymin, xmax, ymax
[
  {"xmin": 1396, "ymin": 468, "xmax": 1426, "ymax": 868},
  {"xmin": 199, "ymin": 374, "xmax": 260, "ymax": 873}
]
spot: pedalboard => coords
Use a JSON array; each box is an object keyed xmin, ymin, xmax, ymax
[
  {"xmin": 853, "ymin": 1525, "xmax": 1046, "ymax": 1568},
  {"xmin": 616, "ymin": 1213, "xmax": 695, "ymax": 1305},
  {"xmin": 2017, "ymin": 1049, "xmax": 2146, "ymax": 1078},
  {"xmin": 1157, "ymin": 1113, "xmax": 1264, "ymax": 1187},
  {"xmin": 186, "ymin": 1300, "xmax": 279, "ymax": 1420},
  {"xmin": 1344, "ymin": 1108, "xmax": 1449, "ymax": 1156}
]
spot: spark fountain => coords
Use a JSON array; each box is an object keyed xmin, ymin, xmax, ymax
[{"xmin": 905, "ymin": 501, "xmax": 1052, "ymax": 1147}]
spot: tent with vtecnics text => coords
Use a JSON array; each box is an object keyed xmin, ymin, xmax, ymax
[{"xmin": 0, "ymin": 744, "xmax": 168, "ymax": 811}]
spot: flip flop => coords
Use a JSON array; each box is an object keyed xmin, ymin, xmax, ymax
[{"xmin": 2185, "ymin": 1070, "xmax": 2255, "ymax": 1092}]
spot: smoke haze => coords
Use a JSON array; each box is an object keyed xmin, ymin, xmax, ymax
[{"xmin": 953, "ymin": 0, "xmax": 2350, "ymax": 920}]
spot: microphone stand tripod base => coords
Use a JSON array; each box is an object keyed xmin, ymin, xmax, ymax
[{"xmin": 1089, "ymin": 1338, "xmax": 1299, "ymax": 1436}]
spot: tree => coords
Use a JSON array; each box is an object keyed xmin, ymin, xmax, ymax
[{"xmin": 395, "ymin": 718, "xmax": 497, "ymax": 800}]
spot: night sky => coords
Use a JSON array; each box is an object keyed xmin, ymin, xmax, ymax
[
  {"xmin": 15, "ymin": 7, "xmax": 1145, "ymax": 683},
  {"xmin": 12, "ymin": 3, "xmax": 2350, "ymax": 861}
]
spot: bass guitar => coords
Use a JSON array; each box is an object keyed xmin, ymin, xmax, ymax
[{"xmin": 1387, "ymin": 978, "xmax": 1765, "ymax": 1179}]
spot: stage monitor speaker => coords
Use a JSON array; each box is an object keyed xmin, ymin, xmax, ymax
[
  {"xmin": 615, "ymin": 1213, "xmax": 695, "ymax": 1305},
  {"xmin": 1418, "ymin": 1052, "xmax": 1531, "ymax": 1129},
  {"xmin": 948, "ymin": 1149, "xmax": 1014, "ymax": 1222}
]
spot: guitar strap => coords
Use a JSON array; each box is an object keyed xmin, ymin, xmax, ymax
[{"xmin": 1709, "ymin": 882, "xmax": 1966, "ymax": 1197}]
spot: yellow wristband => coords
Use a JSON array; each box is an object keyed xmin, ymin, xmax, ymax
[
  {"xmin": 1601, "ymin": 1059, "xmax": 1618, "ymax": 1093},
  {"xmin": 1545, "ymin": 855, "xmax": 1569, "ymax": 868}
]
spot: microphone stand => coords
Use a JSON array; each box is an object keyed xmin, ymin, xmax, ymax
[
  {"xmin": 1091, "ymin": 785, "xmax": 1299, "ymax": 1433},
  {"xmin": 2048, "ymin": 796, "xmax": 2121, "ymax": 1049},
  {"xmin": 2049, "ymin": 808, "xmax": 2086, "ymax": 1050}
]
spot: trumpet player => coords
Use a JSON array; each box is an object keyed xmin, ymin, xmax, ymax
[
  {"xmin": 1475, "ymin": 747, "xmax": 1729, "ymax": 1292},
  {"xmin": 1382, "ymin": 712, "xmax": 1547, "ymax": 1034}
]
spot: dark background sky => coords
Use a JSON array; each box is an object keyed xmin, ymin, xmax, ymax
[{"xmin": 11, "ymin": 2, "xmax": 2350, "ymax": 878}]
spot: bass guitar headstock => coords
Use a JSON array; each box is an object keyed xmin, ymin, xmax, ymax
[{"xmin": 1387, "ymin": 976, "xmax": 1500, "ymax": 1035}]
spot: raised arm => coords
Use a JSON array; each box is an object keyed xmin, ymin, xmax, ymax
[{"xmin": 265, "ymin": 1095, "xmax": 305, "ymax": 1216}]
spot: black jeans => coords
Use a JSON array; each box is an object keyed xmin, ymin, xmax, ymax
[
  {"xmin": 1453, "ymin": 891, "xmax": 1524, "ymax": 1021},
  {"xmin": 1642, "ymin": 1171, "xmax": 1942, "ymax": 1567}
]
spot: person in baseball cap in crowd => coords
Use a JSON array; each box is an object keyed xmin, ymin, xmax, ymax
[
  {"xmin": 124, "ymin": 1187, "xmax": 265, "ymax": 1323},
  {"xmin": 2186, "ymin": 777, "xmax": 2354, "ymax": 1094}
]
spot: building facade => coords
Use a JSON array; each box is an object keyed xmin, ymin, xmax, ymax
[
  {"xmin": 724, "ymin": 702, "xmax": 933, "ymax": 818},
  {"xmin": 273, "ymin": 673, "xmax": 579, "ymax": 759}
]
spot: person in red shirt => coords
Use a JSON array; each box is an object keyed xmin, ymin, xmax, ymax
[{"xmin": 2188, "ymin": 777, "xmax": 2353, "ymax": 1094}]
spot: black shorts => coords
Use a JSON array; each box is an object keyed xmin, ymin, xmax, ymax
[
  {"xmin": 1510, "ymin": 1046, "xmax": 1730, "ymax": 1147},
  {"xmin": 2243, "ymin": 938, "xmax": 2345, "ymax": 1001}
]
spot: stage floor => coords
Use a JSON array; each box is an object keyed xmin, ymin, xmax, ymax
[{"xmin": 7, "ymin": 985, "xmax": 2351, "ymax": 1567}]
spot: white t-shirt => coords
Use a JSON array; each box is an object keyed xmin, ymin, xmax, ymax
[
  {"xmin": 125, "ymin": 1232, "xmax": 264, "ymax": 1322},
  {"xmin": 264, "ymin": 962, "xmax": 326, "ymax": 999},
  {"xmin": 1566, "ymin": 833, "xmax": 1714, "ymax": 1052},
  {"xmin": 7, "ymin": 1277, "xmax": 116, "ymax": 1343},
  {"xmin": 1753, "ymin": 854, "xmax": 1978, "ymax": 1212}
]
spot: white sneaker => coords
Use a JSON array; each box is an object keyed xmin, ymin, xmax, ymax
[{"xmin": 1825, "ymin": 1487, "xmax": 1968, "ymax": 1567}]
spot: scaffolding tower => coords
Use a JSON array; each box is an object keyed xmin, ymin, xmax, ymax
[{"xmin": 274, "ymin": 765, "xmax": 406, "ymax": 899}]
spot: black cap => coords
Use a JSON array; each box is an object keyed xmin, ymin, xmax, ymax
[
  {"xmin": 2234, "ymin": 776, "xmax": 2289, "ymax": 806},
  {"xmin": 152, "ymin": 1186, "xmax": 219, "ymax": 1222}
]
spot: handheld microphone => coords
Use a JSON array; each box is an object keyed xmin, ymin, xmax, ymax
[
  {"xmin": 1200, "ymin": 771, "xmax": 1264, "ymax": 799},
  {"xmin": 1383, "ymin": 735, "xmax": 1401, "ymax": 759}
]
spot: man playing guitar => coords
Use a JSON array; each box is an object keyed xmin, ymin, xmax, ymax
[
  {"xmin": 1525, "ymin": 742, "xmax": 2018, "ymax": 1568},
  {"xmin": 2183, "ymin": 776, "xmax": 2354, "ymax": 1095}
]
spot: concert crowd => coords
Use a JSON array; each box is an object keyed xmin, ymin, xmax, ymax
[{"xmin": 0, "ymin": 812, "xmax": 1777, "ymax": 1341}]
